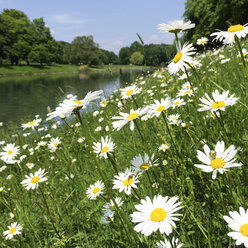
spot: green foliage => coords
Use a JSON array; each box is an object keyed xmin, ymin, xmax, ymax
[
  {"xmin": 119, "ymin": 47, "xmax": 131, "ymax": 65},
  {"xmin": 184, "ymin": 0, "xmax": 248, "ymax": 42},
  {"xmin": 129, "ymin": 51, "xmax": 144, "ymax": 65}
]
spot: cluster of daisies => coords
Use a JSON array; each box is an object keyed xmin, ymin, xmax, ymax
[{"xmin": 1, "ymin": 18, "xmax": 248, "ymax": 247}]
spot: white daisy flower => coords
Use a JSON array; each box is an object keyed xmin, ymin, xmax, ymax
[
  {"xmin": 168, "ymin": 43, "xmax": 196, "ymax": 75},
  {"xmin": 21, "ymin": 118, "xmax": 41, "ymax": 130},
  {"xmin": 131, "ymin": 195, "xmax": 183, "ymax": 236},
  {"xmin": 86, "ymin": 180, "xmax": 104, "ymax": 200},
  {"xmin": 67, "ymin": 90, "xmax": 103, "ymax": 109},
  {"xmin": 21, "ymin": 168, "xmax": 48, "ymax": 190},
  {"xmin": 172, "ymin": 98, "xmax": 186, "ymax": 108},
  {"xmin": 156, "ymin": 237, "xmax": 184, "ymax": 248},
  {"xmin": 177, "ymin": 88, "xmax": 194, "ymax": 97},
  {"xmin": 47, "ymin": 104, "xmax": 74, "ymax": 120},
  {"xmin": 103, "ymin": 197, "xmax": 124, "ymax": 216},
  {"xmin": 159, "ymin": 144, "xmax": 169, "ymax": 152},
  {"xmin": 211, "ymin": 24, "xmax": 248, "ymax": 44},
  {"xmin": 158, "ymin": 20, "xmax": 195, "ymax": 34},
  {"xmin": 120, "ymin": 85, "xmax": 141, "ymax": 99},
  {"xmin": 223, "ymin": 207, "xmax": 248, "ymax": 247},
  {"xmin": 0, "ymin": 143, "xmax": 20, "ymax": 164},
  {"xmin": 131, "ymin": 153, "xmax": 159, "ymax": 173},
  {"xmin": 77, "ymin": 137, "xmax": 86, "ymax": 143},
  {"xmin": 92, "ymin": 136, "xmax": 115, "ymax": 159},
  {"xmin": 100, "ymin": 98, "xmax": 108, "ymax": 107},
  {"xmin": 112, "ymin": 108, "xmax": 146, "ymax": 131},
  {"xmin": 26, "ymin": 163, "xmax": 34, "ymax": 169},
  {"xmin": 198, "ymin": 89, "xmax": 239, "ymax": 112},
  {"xmin": 3, "ymin": 222, "xmax": 23, "ymax": 240},
  {"xmin": 0, "ymin": 165, "xmax": 7, "ymax": 172},
  {"xmin": 113, "ymin": 168, "xmax": 139, "ymax": 195},
  {"xmin": 194, "ymin": 141, "xmax": 242, "ymax": 180},
  {"xmin": 95, "ymin": 126, "xmax": 102, "ymax": 132},
  {"xmin": 48, "ymin": 137, "xmax": 61, "ymax": 152},
  {"xmin": 168, "ymin": 114, "xmax": 181, "ymax": 126},
  {"xmin": 93, "ymin": 111, "xmax": 99, "ymax": 116},
  {"xmin": 148, "ymin": 98, "xmax": 172, "ymax": 118},
  {"xmin": 196, "ymin": 37, "xmax": 209, "ymax": 46}
]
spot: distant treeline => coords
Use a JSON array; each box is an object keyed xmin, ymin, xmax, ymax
[{"xmin": 0, "ymin": 9, "xmax": 176, "ymax": 66}]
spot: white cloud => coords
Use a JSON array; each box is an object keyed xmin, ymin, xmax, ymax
[
  {"xmin": 147, "ymin": 33, "xmax": 174, "ymax": 44},
  {"xmin": 52, "ymin": 14, "xmax": 87, "ymax": 25},
  {"xmin": 112, "ymin": 40, "xmax": 123, "ymax": 46}
]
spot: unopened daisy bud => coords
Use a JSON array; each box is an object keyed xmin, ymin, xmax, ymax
[{"xmin": 162, "ymin": 160, "xmax": 168, "ymax": 166}]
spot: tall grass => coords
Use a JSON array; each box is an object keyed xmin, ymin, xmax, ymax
[{"xmin": 0, "ymin": 39, "xmax": 248, "ymax": 248}]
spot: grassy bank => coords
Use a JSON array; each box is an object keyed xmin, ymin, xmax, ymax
[
  {"xmin": 0, "ymin": 64, "xmax": 152, "ymax": 77},
  {"xmin": 1, "ymin": 40, "xmax": 248, "ymax": 247}
]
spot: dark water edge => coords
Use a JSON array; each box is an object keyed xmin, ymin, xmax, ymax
[{"xmin": 0, "ymin": 70, "xmax": 149, "ymax": 126}]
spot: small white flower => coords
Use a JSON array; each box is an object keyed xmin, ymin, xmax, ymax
[{"xmin": 3, "ymin": 222, "xmax": 23, "ymax": 240}]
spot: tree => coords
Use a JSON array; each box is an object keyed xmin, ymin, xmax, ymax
[
  {"xmin": 119, "ymin": 47, "xmax": 131, "ymax": 65},
  {"xmin": 130, "ymin": 51, "xmax": 144, "ymax": 65},
  {"xmin": 184, "ymin": 0, "xmax": 248, "ymax": 43},
  {"xmin": 71, "ymin": 35, "xmax": 100, "ymax": 66},
  {"xmin": 0, "ymin": 9, "xmax": 33, "ymax": 64}
]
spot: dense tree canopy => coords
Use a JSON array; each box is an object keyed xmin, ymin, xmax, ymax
[{"xmin": 184, "ymin": 0, "xmax": 248, "ymax": 42}]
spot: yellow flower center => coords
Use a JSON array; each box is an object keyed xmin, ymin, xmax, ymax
[
  {"xmin": 9, "ymin": 227, "xmax": 17, "ymax": 234},
  {"xmin": 227, "ymin": 24, "xmax": 244, "ymax": 33},
  {"xmin": 174, "ymin": 101, "xmax": 180, "ymax": 105},
  {"xmin": 8, "ymin": 150, "xmax": 13, "ymax": 155},
  {"xmin": 92, "ymin": 187, "xmax": 100, "ymax": 194},
  {"xmin": 163, "ymin": 146, "xmax": 168, "ymax": 150},
  {"xmin": 74, "ymin": 100, "xmax": 83, "ymax": 105},
  {"xmin": 28, "ymin": 163, "xmax": 32, "ymax": 167},
  {"xmin": 157, "ymin": 106, "xmax": 166, "ymax": 112},
  {"xmin": 103, "ymin": 101, "xmax": 107, "ymax": 105},
  {"xmin": 243, "ymin": 52, "xmax": 247, "ymax": 56},
  {"xmin": 123, "ymin": 178, "xmax": 134, "ymax": 186},
  {"xmin": 173, "ymin": 52, "xmax": 183, "ymax": 63},
  {"xmin": 210, "ymin": 158, "xmax": 225, "ymax": 169},
  {"xmin": 240, "ymin": 224, "xmax": 248, "ymax": 236},
  {"xmin": 212, "ymin": 101, "xmax": 226, "ymax": 109},
  {"xmin": 101, "ymin": 146, "xmax": 109, "ymax": 153},
  {"xmin": 31, "ymin": 176, "xmax": 40, "ymax": 184},
  {"xmin": 150, "ymin": 208, "xmax": 167, "ymax": 222},
  {"xmin": 29, "ymin": 121, "xmax": 35, "ymax": 126},
  {"xmin": 140, "ymin": 163, "xmax": 150, "ymax": 170},
  {"xmin": 184, "ymin": 90, "xmax": 191, "ymax": 94},
  {"xmin": 127, "ymin": 113, "xmax": 139, "ymax": 120},
  {"xmin": 200, "ymin": 40, "xmax": 205, "ymax": 44},
  {"xmin": 126, "ymin": 89, "xmax": 134, "ymax": 95},
  {"xmin": 53, "ymin": 142, "xmax": 59, "ymax": 147}
]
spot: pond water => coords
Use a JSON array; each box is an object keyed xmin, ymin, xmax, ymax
[{"xmin": 0, "ymin": 70, "xmax": 147, "ymax": 125}]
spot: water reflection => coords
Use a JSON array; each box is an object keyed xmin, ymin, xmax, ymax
[{"xmin": 0, "ymin": 70, "xmax": 145, "ymax": 125}]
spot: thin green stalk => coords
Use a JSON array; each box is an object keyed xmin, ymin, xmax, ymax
[
  {"xmin": 234, "ymin": 35, "xmax": 246, "ymax": 68},
  {"xmin": 39, "ymin": 187, "xmax": 62, "ymax": 239}
]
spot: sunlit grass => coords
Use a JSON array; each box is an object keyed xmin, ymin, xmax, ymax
[{"xmin": 0, "ymin": 38, "xmax": 248, "ymax": 247}]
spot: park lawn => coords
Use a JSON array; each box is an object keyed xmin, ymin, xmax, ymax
[{"xmin": 0, "ymin": 64, "xmax": 80, "ymax": 76}]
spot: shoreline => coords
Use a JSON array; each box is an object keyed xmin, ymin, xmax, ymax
[{"xmin": 0, "ymin": 65, "xmax": 153, "ymax": 77}]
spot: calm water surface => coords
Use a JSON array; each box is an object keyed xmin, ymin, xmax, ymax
[{"xmin": 0, "ymin": 70, "xmax": 146, "ymax": 125}]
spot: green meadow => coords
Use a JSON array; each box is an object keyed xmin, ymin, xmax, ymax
[{"xmin": 1, "ymin": 38, "xmax": 248, "ymax": 248}]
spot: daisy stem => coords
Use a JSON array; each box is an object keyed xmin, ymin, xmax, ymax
[
  {"xmin": 234, "ymin": 35, "xmax": 246, "ymax": 68},
  {"xmin": 215, "ymin": 111, "xmax": 230, "ymax": 143},
  {"xmin": 62, "ymin": 119, "xmax": 71, "ymax": 129},
  {"xmin": 39, "ymin": 187, "xmax": 62, "ymax": 239},
  {"xmin": 107, "ymin": 154, "xmax": 122, "ymax": 173},
  {"xmin": 131, "ymin": 95, "xmax": 139, "ymax": 109},
  {"xmin": 74, "ymin": 109, "xmax": 83, "ymax": 125},
  {"xmin": 133, "ymin": 188, "xmax": 142, "ymax": 200},
  {"xmin": 161, "ymin": 112, "xmax": 182, "ymax": 163},
  {"xmin": 184, "ymin": 67, "xmax": 199, "ymax": 103},
  {"xmin": 133, "ymin": 119, "xmax": 145, "ymax": 142},
  {"xmin": 175, "ymin": 32, "xmax": 181, "ymax": 51}
]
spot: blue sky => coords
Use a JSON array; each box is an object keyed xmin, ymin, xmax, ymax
[{"xmin": 0, "ymin": 0, "xmax": 187, "ymax": 54}]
